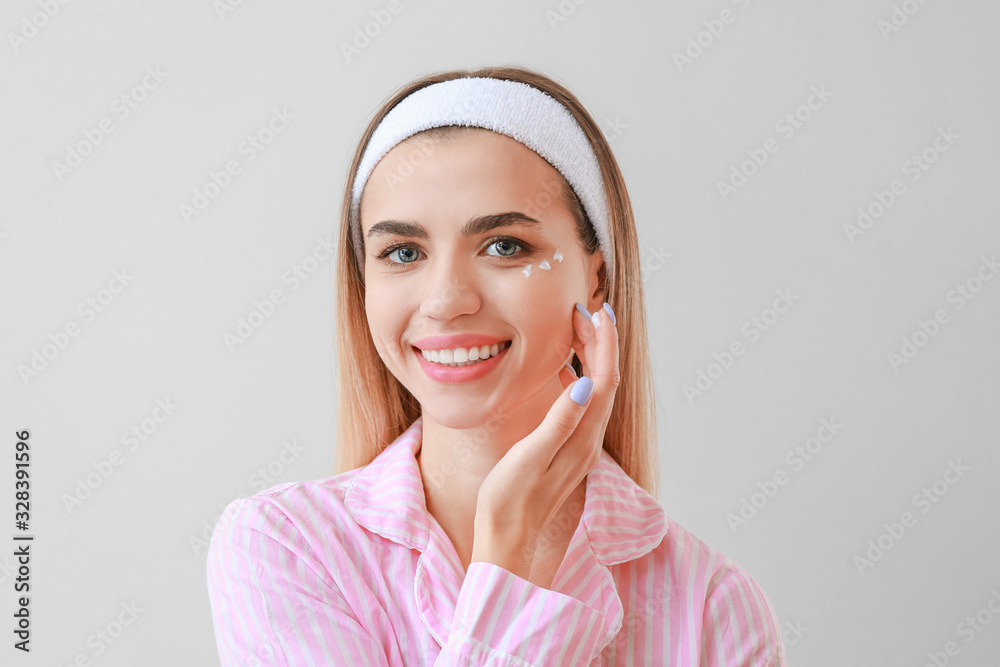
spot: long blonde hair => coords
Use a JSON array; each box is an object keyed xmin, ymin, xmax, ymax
[{"xmin": 335, "ymin": 65, "xmax": 659, "ymax": 499}]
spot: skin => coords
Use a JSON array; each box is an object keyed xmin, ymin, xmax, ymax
[{"xmin": 359, "ymin": 127, "xmax": 619, "ymax": 588}]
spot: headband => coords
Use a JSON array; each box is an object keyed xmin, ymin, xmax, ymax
[{"xmin": 348, "ymin": 76, "xmax": 614, "ymax": 285}]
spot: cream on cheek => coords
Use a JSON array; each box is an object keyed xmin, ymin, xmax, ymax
[
  {"xmin": 505, "ymin": 248, "xmax": 580, "ymax": 368},
  {"xmin": 367, "ymin": 240, "xmax": 578, "ymax": 360}
]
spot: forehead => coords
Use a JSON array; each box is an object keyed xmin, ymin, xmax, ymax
[{"xmin": 359, "ymin": 128, "xmax": 571, "ymax": 231}]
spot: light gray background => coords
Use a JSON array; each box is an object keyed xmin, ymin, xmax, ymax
[{"xmin": 2, "ymin": 1, "xmax": 998, "ymax": 665}]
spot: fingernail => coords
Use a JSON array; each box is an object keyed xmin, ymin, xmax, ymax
[
  {"xmin": 603, "ymin": 302, "xmax": 616, "ymax": 325},
  {"xmin": 591, "ymin": 311, "xmax": 601, "ymax": 329},
  {"xmin": 570, "ymin": 376, "xmax": 594, "ymax": 405},
  {"xmin": 563, "ymin": 361, "xmax": 577, "ymax": 377},
  {"xmin": 575, "ymin": 302, "xmax": 591, "ymax": 320}
]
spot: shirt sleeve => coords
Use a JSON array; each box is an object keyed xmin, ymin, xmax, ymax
[
  {"xmin": 206, "ymin": 496, "xmax": 391, "ymax": 666},
  {"xmin": 700, "ymin": 567, "xmax": 787, "ymax": 667},
  {"xmin": 439, "ymin": 561, "xmax": 608, "ymax": 666},
  {"xmin": 206, "ymin": 496, "xmax": 608, "ymax": 666}
]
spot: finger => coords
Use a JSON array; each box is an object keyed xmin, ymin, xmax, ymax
[
  {"xmin": 551, "ymin": 303, "xmax": 619, "ymax": 474},
  {"xmin": 522, "ymin": 372, "xmax": 594, "ymax": 474},
  {"xmin": 559, "ymin": 360, "xmax": 577, "ymax": 389},
  {"xmin": 583, "ymin": 304, "xmax": 620, "ymax": 428},
  {"xmin": 500, "ymin": 347, "xmax": 592, "ymax": 474},
  {"xmin": 592, "ymin": 304, "xmax": 621, "ymax": 434},
  {"xmin": 572, "ymin": 303, "xmax": 597, "ymax": 379}
]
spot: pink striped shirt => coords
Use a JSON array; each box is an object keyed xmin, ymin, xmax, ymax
[{"xmin": 207, "ymin": 417, "xmax": 786, "ymax": 666}]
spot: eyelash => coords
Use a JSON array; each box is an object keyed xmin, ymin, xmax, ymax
[{"xmin": 375, "ymin": 235, "xmax": 532, "ymax": 265}]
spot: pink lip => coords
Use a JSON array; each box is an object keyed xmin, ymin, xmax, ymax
[
  {"xmin": 411, "ymin": 333, "xmax": 509, "ymax": 351},
  {"xmin": 413, "ymin": 341, "xmax": 511, "ymax": 383}
]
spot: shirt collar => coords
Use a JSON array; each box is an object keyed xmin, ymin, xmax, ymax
[
  {"xmin": 345, "ymin": 416, "xmax": 668, "ymax": 652},
  {"xmin": 345, "ymin": 415, "xmax": 667, "ymax": 566}
]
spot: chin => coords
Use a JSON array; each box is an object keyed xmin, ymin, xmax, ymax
[{"xmin": 421, "ymin": 402, "xmax": 508, "ymax": 431}]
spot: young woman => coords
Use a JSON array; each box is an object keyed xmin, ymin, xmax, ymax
[{"xmin": 207, "ymin": 65, "xmax": 787, "ymax": 666}]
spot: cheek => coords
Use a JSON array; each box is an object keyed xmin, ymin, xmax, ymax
[
  {"xmin": 496, "ymin": 267, "xmax": 577, "ymax": 359},
  {"xmin": 364, "ymin": 292, "xmax": 401, "ymax": 354},
  {"xmin": 363, "ymin": 307, "xmax": 385, "ymax": 358}
]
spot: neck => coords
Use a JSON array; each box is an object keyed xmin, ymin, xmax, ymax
[{"xmin": 415, "ymin": 373, "xmax": 587, "ymax": 572}]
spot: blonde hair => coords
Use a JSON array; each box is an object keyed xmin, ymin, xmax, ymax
[{"xmin": 334, "ymin": 65, "xmax": 659, "ymax": 499}]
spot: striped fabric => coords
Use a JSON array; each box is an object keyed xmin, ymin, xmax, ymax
[{"xmin": 207, "ymin": 417, "xmax": 786, "ymax": 666}]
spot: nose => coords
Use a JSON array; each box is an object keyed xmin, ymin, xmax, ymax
[{"xmin": 418, "ymin": 254, "xmax": 482, "ymax": 321}]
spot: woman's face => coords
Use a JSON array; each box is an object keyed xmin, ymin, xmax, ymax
[{"xmin": 359, "ymin": 128, "xmax": 604, "ymax": 428}]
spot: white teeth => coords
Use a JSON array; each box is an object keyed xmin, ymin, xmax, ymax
[{"xmin": 421, "ymin": 341, "xmax": 509, "ymax": 367}]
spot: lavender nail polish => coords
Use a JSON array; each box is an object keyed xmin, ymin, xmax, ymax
[
  {"xmin": 570, "ymin": 376, "xmax": 594, "ymax": 405},
  {"xmin": 603, "ymin": 302, "xmax": 616, "ymax": 325}
]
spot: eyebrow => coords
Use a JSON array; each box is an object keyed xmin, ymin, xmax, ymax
[{"xmin": 366, "ymin": 211, "xmax": 542, "ymax": 241}]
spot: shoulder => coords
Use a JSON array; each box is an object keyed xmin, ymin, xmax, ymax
[
  {"xmin": 208, "ymin": 467, "xmax": 365, "ymax": 560},
  {"xmin": 652, "ymin": 517, "xmax": 787, "ymax": 665}
]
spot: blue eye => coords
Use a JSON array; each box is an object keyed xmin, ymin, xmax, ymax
[
  {"xmin": 484, "ymin": 237, "xmax": 523, "ymax": 258},
  {"xmin": 383, "ymin": 246, "xmax": 420, "ymax": 264},
  {"xmin": 375, "ymin": 236, "xmax": 530, "ymax": 265}
]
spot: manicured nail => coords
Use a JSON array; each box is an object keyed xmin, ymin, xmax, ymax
[
  {"xmin": 563, "ymin": 361, "xmax": 577, "ymax": 377},
  {"xmin": 603, "ymin": 302, "xmax": 616, "ymax": 325},
  {"xmin": 575, "ymin": 302, "xmax": 591, "ymax": 320},
  {"xmin": 591, "ymin": 311, "xmax": 601, "ymax": 328},
  {"xmin": 570, "ymin": 376, "xmax": 594, "ymax": 405}
]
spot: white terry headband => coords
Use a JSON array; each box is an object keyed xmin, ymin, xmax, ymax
[{"xmin": 348, "ymin": 76, "xmax": 614, "ymax": 285}]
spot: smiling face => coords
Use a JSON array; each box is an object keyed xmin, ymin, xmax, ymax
[{"xmin": 359, "ymin": 127, "xmax": 604, "ymax": 428}]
